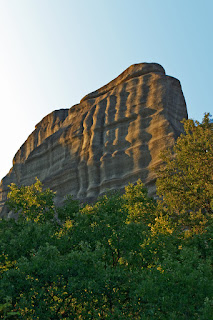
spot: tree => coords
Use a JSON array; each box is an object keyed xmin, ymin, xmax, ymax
[
  {"xmin": 6, "ymin": 178, "xmax": 56, "ymax": 223},
  {"xmin": 123, "ymin": 179, "xmax": 156, "ymax": 225},
  {"xmin": 0, "ymin": 179, "xmax": 212, "ymax": 319},
  {"xmin": 57, "ymin": 194, "xmax": 80, "ymax": 222},
  {"xmin": 1, "ymin": 123, "xmax": 212, "ymax": 318},
  {"xmin": 156, "ymin": 113, "xmax": 213, "ymax": 233}
]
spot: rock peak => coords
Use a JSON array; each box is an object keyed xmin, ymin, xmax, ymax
[
  {"xmin": 81, "ymin": 63, "xmax": 165, "ymax": 102},
  {"xmin": 0, "ymin": 63, "xmax": 187, "ymax": 217}
]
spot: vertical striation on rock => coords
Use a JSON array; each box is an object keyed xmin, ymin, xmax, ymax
[{"xmin": 0, "ymin": 63, "xmax": 188, "ymax": 217}]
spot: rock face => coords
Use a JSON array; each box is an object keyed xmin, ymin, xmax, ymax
[{"xmin": 0, "ymin": 63, "xmax": 187, "ymax": 217}]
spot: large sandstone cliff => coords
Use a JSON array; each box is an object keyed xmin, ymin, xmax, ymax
[{"xmin": 0, "ymin": 63, "xmax": 187, "ymax": 217}]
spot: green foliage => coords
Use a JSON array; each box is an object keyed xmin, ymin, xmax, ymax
[
  {"xmin": 123, "ymin": 179, "xmax": 156, "ymax": 224},
  {"xmin": 1, "ymin": 180, "xmax": 212, "ymax": 319},
  {"xmin": 156, "ymin": 113, "xmax": 213, "ymax": 233},
  {"xmin": 57, "ymin": 195, "xmax": 80, "ymax": 222},
  {"xmin": 0, "ymin": 114, "xmax": 212, "ymax": 318},
  {"xmin": 6, "ymin": 178, "xmax": 56, "ymax": 223}
]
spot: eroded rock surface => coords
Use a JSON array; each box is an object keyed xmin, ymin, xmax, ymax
[{"xmin": 0, "ymin": 63, "xmax": 187, "ymax": 217}]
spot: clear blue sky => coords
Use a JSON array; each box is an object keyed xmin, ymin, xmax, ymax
[{"xmin": 0, "ymin": 0, "xmax": 212, "ymax": 180}]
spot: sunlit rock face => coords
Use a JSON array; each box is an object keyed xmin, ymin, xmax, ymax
[{"xmin": 0, "ymin": 63, "xmax": 187, "ymax": 217}]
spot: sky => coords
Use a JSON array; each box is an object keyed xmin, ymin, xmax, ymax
[{"xmin": 0, "ymin": 0, "xmax": 213, "ymax": 180}]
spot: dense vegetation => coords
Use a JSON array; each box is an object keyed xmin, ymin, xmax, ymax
[{"xmin": 0, "ymin": 115, "xmax": 212, "ymax": 319}]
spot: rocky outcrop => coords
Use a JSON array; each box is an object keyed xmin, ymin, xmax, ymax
[{"xmin": 0, "ymin": 63, "xmax": 187, "ymax": 217}]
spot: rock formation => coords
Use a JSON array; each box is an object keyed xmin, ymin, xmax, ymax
[{"xmin": 0, "ymin": 63, "xmax": 187, "ymax": 217}]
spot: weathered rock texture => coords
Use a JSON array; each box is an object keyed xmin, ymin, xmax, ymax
[{"xmin": 0, "ymin": 63, "xmax": 187, "ymax": 217}]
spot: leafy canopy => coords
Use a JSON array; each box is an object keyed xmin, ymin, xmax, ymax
[
  {"xmin": 1, "ymin": 114, "xmax": 213, "ymax": 319},
  {"xmin": 156, "ymin": 113, "xmax": 213, "ymax": 233}
]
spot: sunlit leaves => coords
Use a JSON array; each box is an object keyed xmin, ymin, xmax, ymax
[
  {"xmin": 6, "ymin": 178, "xmax": 55, "ymax": 223},
  {"xmin": 123, "ymin": 179, "xmax": 156, "ymax": 225},
  {"xmin": 156, "ymin": 113, "xmax": 213, "ymax": 233}
]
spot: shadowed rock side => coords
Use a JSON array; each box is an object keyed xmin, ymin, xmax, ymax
[{"xmin": 0, "ymin": 63, "xmax": 187, "ymax": 217}]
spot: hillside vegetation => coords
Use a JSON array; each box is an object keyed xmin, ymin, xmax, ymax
[{"xmin": 0, "ymin": 114, "xmax": 212, "ymax": 319}]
